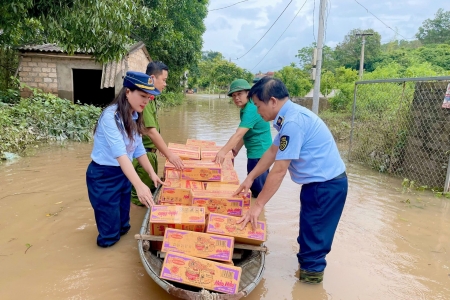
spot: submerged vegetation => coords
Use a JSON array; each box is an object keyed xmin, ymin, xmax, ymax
[{"xmin": 0, "ymin": 86, "xmax": 101, "ymax": 159}]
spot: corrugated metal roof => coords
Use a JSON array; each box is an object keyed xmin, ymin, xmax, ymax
[
  {"xmin": 19, "ymin": 44, "xmax": 93, "ymax": 54},
  {"xmin": 19, "ymin": 42, "xmax": 146, "ymax": 55}
]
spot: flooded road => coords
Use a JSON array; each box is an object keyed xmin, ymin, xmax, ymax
[{"xmin": 1, "ymin": 94, "xmax": 449, "ymax": 300}]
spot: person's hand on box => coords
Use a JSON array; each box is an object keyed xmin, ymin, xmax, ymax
[
  {"xmin": 214, "ymin": 150, "xmax": 227, "ymax": 164},
  {"xmin": 237, "ymin": 201, "xmax": 263, "ymax": 231},
  {"xmin": 168, "ymin": 153, "xmax": 184, "ymax": 170}
]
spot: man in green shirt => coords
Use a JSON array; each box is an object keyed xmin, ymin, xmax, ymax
[
  {"xmin": 214, "ymin": 79, "xmax": 272, "ymax": 197},
  {"xmin": 131, "ymin": 61, "xmax": 184, "ymax": 206}
]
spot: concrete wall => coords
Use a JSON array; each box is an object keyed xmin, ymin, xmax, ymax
[
  {"xmin": 127, "ymin": 48, "xmax": 150, "ymax": 73},
  {"xmin": 18, "ymin": 54, "xmax": 101, "ymax": 101},
  {"xmin": 19, "ymin": 47, "xmax": 149, "ymax": 101},
  {"xmin": 19, "ymin": 56, "xmax": 58, "ymax": 97}
]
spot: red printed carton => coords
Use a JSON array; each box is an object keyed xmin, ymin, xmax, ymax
[
  {"xmin": 186, "ymin": 139, "xmax": 216, "ymax": 148},
  {"xmin": 206, "ymin": 213, "xmax": 266, "ymax": 246},
  {"xmin": 192, "ymin": 190, "xmax": 244, "ymax": 216},
  {"xmin": 221, "ymin": 170, "xmax": 240, "ymax": 184},
  {"xmin": 162, "ymin": 228, "xmax": 234, "ymax": 262},
  {"xmin": 201, "ymin": 146, "xmax": 233, "ymax": 160},
  {"xmin": 160, "ymin": 252, "xmax": 242, "ymax": 294},
  {"xmin": 168, "ymin": 143, "xmax": 200, "ymax": 160},
  {"xmin": 166, "ymin": 160, "xmax": 222, "ymax": 182},
  {"xmin": 149, "ymin": 205, "xmax": 205, "ymax": 236}
]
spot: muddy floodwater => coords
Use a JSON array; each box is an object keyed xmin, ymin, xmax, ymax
[{"xmin": 1, "ymin": 95, "xmax": 449, "ymax": 300}]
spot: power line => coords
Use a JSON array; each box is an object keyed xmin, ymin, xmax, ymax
[
  {"xmin": 353, "ymin": 0, "xmax": 409, "ymax": 40},
  {"xmin": 251, "ymin": 0, "xmax": 309, "ymax": 71},
  {"xmin": 208, "ymin": 0, "xmax": 250, "ymax": 12},
  {"xmin": 235, "ymin": 0, "xmax": 294, "ymax": 60}
]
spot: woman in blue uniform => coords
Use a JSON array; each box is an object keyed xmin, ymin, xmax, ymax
[{"xmin": 86, "ymin": 71, "xmax": 164, "ymax": 248}]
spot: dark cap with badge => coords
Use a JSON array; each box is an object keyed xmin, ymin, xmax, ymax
[{"xmin": 123, "ymin": 71, "xmax": 160, "ymax": 96}]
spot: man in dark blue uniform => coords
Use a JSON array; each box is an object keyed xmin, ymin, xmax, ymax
[{"xmin": 236, "ymin": 77, "xmax": 348, "ymax": 284}]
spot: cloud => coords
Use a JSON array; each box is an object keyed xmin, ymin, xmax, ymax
[{"xmin": 202, "ymin": 0, "xmax": 450, "ymax": 73}]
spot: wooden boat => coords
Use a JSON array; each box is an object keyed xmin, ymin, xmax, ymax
[{"xmin": 136, "ymin": 187, "xmax": 266, "ymax": 300}]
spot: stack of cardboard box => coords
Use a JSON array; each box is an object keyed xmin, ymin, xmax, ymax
[{"xmin": 149, "ymin": 139, "xmax": 266, "ymax": 294}]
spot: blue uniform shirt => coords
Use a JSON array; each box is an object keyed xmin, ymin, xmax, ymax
[
  {"xmin": 272, "ymin": 100, "xmax": 345, "ymax": 184},
  {"xmin": 91, "ymin": 105, "xmax": 146, "ymax": 166}
]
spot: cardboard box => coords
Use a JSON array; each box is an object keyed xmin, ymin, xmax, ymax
[
  {"xmin": 166, "ymin": 160, "xmax": 222, "ymax": 182},
  {"xmin": 160, "ymin": 179, "xmax": 204, "ymax": 206},
  {"xmin": 160, "ymin": 252, "xmax": 242, "ymax": 294},
  {"xmin": 168, "ymin": 143, "xmax": 200, "ymax": 160},
  {"xmin": 206, "ymin": 213, "xmax": 266, "ymax": 246},
  {"xmin": 204, "ymin": 183, "xmax": 251, "ymax": 200},
  {"xmin": 165, "ymin": 169, "xmax": 182, "ymax": 180},
  {"xmin": 201, "ymin": 146, "xmax": 233, "ymax": 160},
  {"xmin": 160, "ymin": 179, "xmax": 193, "ymax": 206},
  {"xmin": 221, "ymin": 170, "xmax": 240, "ymax": 185},
  {"xmin": 149, "ymin": 205, "xmax": 206, "ymax": 236},
  {"xmin": 186, "ymin": 139, "xmax": 216, "ymax": 148},
  {"xmin": 162, "ymin": 228, "xmax": 234, "ymax": 262},
  {"xmin": 221, "ymin": 158, "xmax": 235, "ymax": 171},
  {"xmin": 192, "ymin": 190, "xmax": 244, "ymax": 216}
]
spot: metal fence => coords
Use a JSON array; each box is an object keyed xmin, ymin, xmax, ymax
[{"xmin": 348, "ymin": 76, "xmax": 450, "ymax": 190}]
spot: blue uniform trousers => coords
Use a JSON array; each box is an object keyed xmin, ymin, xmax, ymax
[
  {"xmin": 247, "ymin": 158, "xmax": 269, "ymax": 198},
  {"xmin": 297, "ymin": 175, "xmax": 348, "ymax": 272},
  {"xmin": 86, "ymin": 161, "xmax": 132, "ymax": 247}
]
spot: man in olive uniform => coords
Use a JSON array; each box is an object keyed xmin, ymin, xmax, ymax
[{"xmin": 131, "ymin": 61, "xmax": 183, "ymax": 205}]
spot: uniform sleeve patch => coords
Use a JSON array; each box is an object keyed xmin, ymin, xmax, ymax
[
  {"xmin": 276, "ymin": 116, "xmax": 284, "ymax": 128},
  {"xmin": 279, "ymin": 135, "xmax": 289, "ymax": 151}
]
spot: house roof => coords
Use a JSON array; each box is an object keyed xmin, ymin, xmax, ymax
[
  {"xmin": 18, "ymin": 41, "xmax": 150, "ymax": 60},
  {"xmin": 19, "ymin": 44, "xmax": 91, "ymax": 53}
]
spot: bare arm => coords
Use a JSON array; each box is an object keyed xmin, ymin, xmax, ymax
[
  {"xmin": 117, "ymin": 155, "xmax": 154, "ymax": 207},
  {"xmin": 234, "ymin": 144, "xmax": 278, "ymax": 196},
  {"xmin": 232, "ymin": 138, "xmax": 245, "ymax": 157},
  {"xmin": 146, "ymin": 127, "xmax": 184, "ymax": 170},
  {"xmin": 214, "ymin": 127, "xmax": 249, "ymax": 163},
  {"xmin": 238, "ymin": 159, "xmax": 290, "ymax": 230},
  {"xmin": 136, "ymin": 154, "xmax": 164, "ymax": 187}
]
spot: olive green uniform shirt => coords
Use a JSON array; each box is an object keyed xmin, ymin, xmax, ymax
[{"xmin": 142, "ymin": 100, "xmax": 159, "ymax": 149}]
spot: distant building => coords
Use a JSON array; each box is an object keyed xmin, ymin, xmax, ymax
[
  {"xmin": 253, "ymin": 71, "xmax": 274, "ymax": 83},
  {"xmin": 18, "ymin": 42, "xmax": 151, "ymax": 106}
]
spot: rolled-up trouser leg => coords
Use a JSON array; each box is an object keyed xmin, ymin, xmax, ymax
[{"xmin": 297, "ymin": 176, "xmax": 348, "ymax": 272}]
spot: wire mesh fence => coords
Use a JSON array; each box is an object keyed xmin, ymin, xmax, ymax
[{"xmin": 349, "ymin": 76, "xmax": 450, "ymax": 190}]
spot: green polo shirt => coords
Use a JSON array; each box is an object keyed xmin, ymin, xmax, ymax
[
  {"xmin": 142, "ymin": 100, "xmax": 159, "ymax": 149},
  {"xmin": 239, "ymin": 99, "xmax": 272, "ymax": 159}
]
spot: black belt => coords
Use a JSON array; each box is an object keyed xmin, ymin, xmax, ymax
[
  {"xmin": 333, "ymin": 171, "xmax": 347, "ymax": 180},
  {"xmin": 145, "ymin": 148, "xmax": 157, "ymax": 153}
]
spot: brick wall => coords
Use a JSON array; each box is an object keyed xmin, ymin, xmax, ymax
[
  {"xmin": 127, "ymin": 48, "xmax": 150, "ymax": 73},
  {"xmin": 19, "ymin": 56, "xmax": 57, "ymax": 97}
]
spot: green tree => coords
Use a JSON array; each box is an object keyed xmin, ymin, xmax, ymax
[
  {"xmin": 334, "ymin": 29, "xmax": 382, "ymax": 71},
  {"xmin": 416, "ymin": 9, "xmax": 450, "ymax": 45},
  {"xmin": 136, "ymin": 0, "xmax": 208, "ymax": 92},
  {"xmin": 274, "ymin": 65, "xmax": 312, "ymax": 97},
  {"xmin": 0, "ymin": 0, "xmax": 154, "ymax": 62},
  {"xmin": 296, "ymin": 43, "xmax": 338, "ymax": 72}
]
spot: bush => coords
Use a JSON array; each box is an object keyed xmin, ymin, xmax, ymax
[
  {"xmin": 0, "ymin": 87, "xmax": 101, "ymax": 158},
  {"xmin": 157, "ymin": 91, "xmax": 185, "ymax": 107}
]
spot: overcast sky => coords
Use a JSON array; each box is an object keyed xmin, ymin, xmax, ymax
[{"xmin": 202, "ymin": 0, "xmax": 450, "ymax": 73}]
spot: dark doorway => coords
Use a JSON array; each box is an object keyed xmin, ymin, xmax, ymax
[{"xmin": 73, "ymin": 69, "xmax": 115, "ymax": 107}]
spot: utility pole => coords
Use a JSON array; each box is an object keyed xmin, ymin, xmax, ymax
[
  {"xmin": 312, "ymin": 0, "xmax": 327, "ymax": 115},
  {"xmin": 356, "ymin": 33, "xmax": 373, "ymax": 80}
]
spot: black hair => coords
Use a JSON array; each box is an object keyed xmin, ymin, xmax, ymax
[
  {"xmin": 248, "ymin": 77, "xmax": 289, "ymax": 103},
  {"xmin": 146, "ymin": 61, "xmax": 169, "ymax": 77},
  {"xmin": 94, "ymin": 86, "xmax": 145, "ymax": 142}
]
